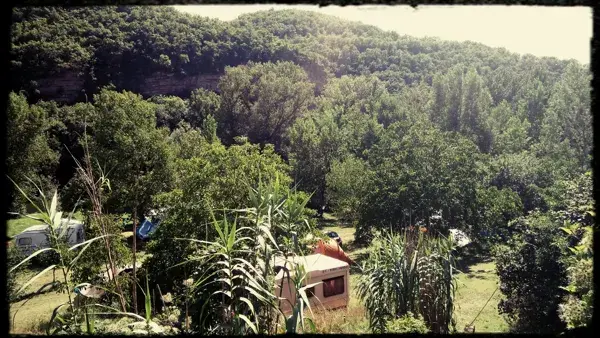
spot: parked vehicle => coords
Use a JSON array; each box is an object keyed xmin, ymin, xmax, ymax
[{"xmin": 14, "ymin": 219, "xmax": 85, "ymax": 256}]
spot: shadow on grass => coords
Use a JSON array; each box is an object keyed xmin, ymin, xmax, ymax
[
  {"xmin": 454, "ymin": 244, "xmax": 494, "ymax": 274},
  {"xmin": 466, "ymin": 274, "xmax": 492, "ymax": 280},
  {"xmin": 11, "ymin": 281, "xmax": 60, "ymax": 303}
]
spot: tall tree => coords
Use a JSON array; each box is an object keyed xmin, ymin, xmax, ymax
[
  {"xmin": 187, "ymin": 88, "xmax": 220, "ymax": 129},
  {"xmin": 6, "ymin": 92, "xmax": 58, "ymax": 212},
  {"xmin": 460, "ymin": 67, "xmax": 493, "ymax": 153},
  {"xmin": 358, "ymin": 120, "xmax": 483, "ymax": 243},
  {"xmin": 216, "ymin": 61, "xmax": 314, "ymax": 150},
  {"xmin": 88, "ymin": 89, "xmax": 174, "ymax": 312},
  {"xmin": 287, "ymin": 110, "xmax": 344, "ymax": 211},
  {"xmin": 430, "ymin": 65, "xmax": 464, "ymax": 132},
  {"xmin": 488, "ymin": 100, "xmax": 531, "ymax": 154},
  {"xmin": 542, "ymin": 62, "xmax": 592, "ymax": 170}
]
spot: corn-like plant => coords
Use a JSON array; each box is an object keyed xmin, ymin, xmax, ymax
[
  {"xmin": 278, "ymin": 260, "xmax": 321, "ymax": 333},
  {"xmin": 8, "ymin": 177, "xmax": 111, "ymax": 334},
  {"xmin": 356, "ymin": 228, "xmax": 457, "ymax": 334},
  {"xmin": 178, "ymin": 212, "xmax": 277, "ymax": 335},
  {"xmin": 237, "ymin": 173, "xmax": 315, "ymax": 333},
  {"xmin": 68, "ymin": 133, "xmax": 128, "ymax": 312},
  {"xmin": 171, "ymin": 175, "xmax": 315, "ymax": 335}
]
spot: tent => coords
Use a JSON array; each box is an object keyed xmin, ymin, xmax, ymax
[
  {"xmin": 136, "ymin": 218, "xmax": 160, "ymax": 241},
  {"xmin": 273, "ymin": 254, "xmax": 350, "ymax": 314},
  {"xmin": 313, "ymin": 238, "xmax": 354, "ymax": 265}
]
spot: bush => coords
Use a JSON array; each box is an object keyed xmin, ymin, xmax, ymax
[
  {"xmin": 494, "ymin": 211, "xmax": 567, "ymax": 333},
  {"xmin": 7, "ymin": 244, "xmax": 29, "ymax": 302},
  {"xmin": 558, "ymin": 225, "xmax": 593, "ymax": 329},
  {"xmin": 356, "ymin": 228, "xmax": 457, "ymax": 334},
  {"xmin": 386, "ymin": 313, "xmax": 430, "ymax": 333}
]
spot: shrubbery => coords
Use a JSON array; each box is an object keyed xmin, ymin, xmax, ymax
[
  {"xmin": 356, "ymin": 228, "xmax": 457, "ymax": 333},
  {"xmin": 494, "ymin": 212, "xmax": 567, "ymax": 333},
  {"xmin": 495, "ymin": 171, "xmax": 594, "ymax": 333},
  {"xmin": 385, "ymin": 313, "xmax": 430, "ymax": 334}
]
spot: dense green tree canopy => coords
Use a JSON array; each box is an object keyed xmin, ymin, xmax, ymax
[
  {"xmin": 216, "ymin": 61, "xmax": 314, "ymax": 150},
  {"xmin": 87, "ymin": 89, "xmax": 174, "ymax": 215},
  {"xmin": 7, "ymin": 7, "xmax": 592, "ymax": 334}
]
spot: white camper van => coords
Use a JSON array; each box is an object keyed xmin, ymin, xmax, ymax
[
  {"xmin": 273, "ymin": 254, "xmax": 350, "ymax": 314},
  {"xmin": 14, "ymin": 219, "xmax": 85, "ymax": 256}
]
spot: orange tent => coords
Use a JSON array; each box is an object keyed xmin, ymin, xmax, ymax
[{"xmin": 313, "ymin": 238, "xmax": 354, "ymax": 265}]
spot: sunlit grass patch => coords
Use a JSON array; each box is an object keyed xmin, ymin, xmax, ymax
[{"xmin": 454, "ymin": 261, "xmax": 508, "ymax": 333}]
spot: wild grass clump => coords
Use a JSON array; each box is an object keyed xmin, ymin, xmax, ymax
[{"xmin": 356, "ymin": 228, "xmax": 457, "ymax": 333}]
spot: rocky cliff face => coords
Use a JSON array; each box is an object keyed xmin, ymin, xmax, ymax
[
  {"xmin": 36, "ymin": 71, "xmax": 87, "ymax": 103},
  {"xmin": 140, "ymin": 72, "xmax": 222, "ymax": 98},
  {"xmin": 31, "ymin": 62, "xmax": 327, "ymax": 104},
  {"xmin": 33, "ymin": 71, "xmax": 223, "ymax": 103}
]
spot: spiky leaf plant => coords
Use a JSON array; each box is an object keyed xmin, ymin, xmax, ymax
[{"xmin": 356, "ymin": 228, "xmax": 457, "ymax": 333}]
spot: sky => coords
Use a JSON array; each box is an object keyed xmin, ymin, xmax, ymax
[{"xmin": 173, "ymin": 5, "xmax": 592, "ymax": 65}]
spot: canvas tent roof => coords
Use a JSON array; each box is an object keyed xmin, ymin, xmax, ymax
[{"xmin": 273, "ymin": 254, "xmax": 348, "ymax": 281}]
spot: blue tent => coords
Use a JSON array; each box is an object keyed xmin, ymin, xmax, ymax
[{"xmin": 136, "ymin": 218, "xmax": 160, "ymax": 241}]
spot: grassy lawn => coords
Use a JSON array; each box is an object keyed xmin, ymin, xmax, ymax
[
  {"xmin": 454, "ymin": 261, "xmax": 508, "ymax": 332},
  {"xmin": 7, "ymin": 213, "xmax": 46, "ymax": 238},
  {"xmin": 10, "ymin": 268, "xmax": 69, "ymax": 334},
  {"xmin": 314, "ymin": 218, "xmax": 508, "ymax": 333}
]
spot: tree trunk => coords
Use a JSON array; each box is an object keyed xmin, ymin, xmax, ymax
[{"xmin": 132, "ymin": 207, "xmax": 138, "ymax": 314}]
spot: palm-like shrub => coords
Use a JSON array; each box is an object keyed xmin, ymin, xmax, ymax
[
  {"xmin": 182, "ymin": 214, "xmax": 276, "ymax": 335},
  {"xmin": 8, "ymin": 179, "xmax": 110, "ymax": 334},
  {"xmin": 356, "ymin": 228, "xmax": 457, "ymax": 333},
  {"xmin": 177, "ymin": 175, "xmax": 317, "ymax": 334}
]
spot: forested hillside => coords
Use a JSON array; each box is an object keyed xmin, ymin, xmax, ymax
[{"xmin": 7, "ymin": 6, "xmax": 592, "ymax": 335}]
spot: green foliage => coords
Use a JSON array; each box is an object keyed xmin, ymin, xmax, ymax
[
  {"xmin": 187, "ymin": 88, "xmax": 220, "ymax": 129},
  {"xmin": 88, "ymin": 89, "xmax": 174, "ymax": 214},
  {"xmin": 326, "ymin": 155, "xmax": 372, "ymax": 221},
  {"xmin": 542, "ymin": 62, "xmax": 592, "ymax": 170},
  {"xmin": 385, "ymin": 313, "xmax": 430, "ymax": 334},
  {"xmin": 287, "ymin": 110, "xmax": 345, "ymax": 209},
  {"xmin": 8, "ymin": 180, "xmax": 112, "ymax": 334},
  {"xmin": 70, "ymin": 213, "xmax": 131, "ymax": 285},
  {"xmin": 216, "ymin": 61, "xmax": 314, "ymax": 149},
  {"xmin": 357, "ymin": 121, "xmax": 481, "ymax": 243},
  {"xmin": 6, "ymin": 92, "xmax": 59, "ymax": 212},
  {"xmin": 559, "ymin": 253, "xmax": 593, "ymax": 329},
  {"xmin": 151, "ymin": 95, "xmax": 188, "ymax": 130},
  {"xmin": 488, "ymin": 151, "xmax": 554, "ymax": 213},
  {"xmin": 7, "ymin": 244, "xmax": 30, "ymax": 303},
  {"xmin": 431, "ymin": 66, "xmax": 493, "ymax": 152},
  {"xmin": 6, "ymin": 8, "xmax": 594, "ymax": 335},
  {"xmin": 472, "ymin": 185, "xmax": 522, "ymax": 246},
  {"xmin": 544, "ymin": 171, "xmax": 593, "ymax": 225},
  {"xmin": 494, "ymin": 212, "xmax": 567, "ymax": 333},
  {"xmin": 176, "ymin": 176, "xmax": 314, "ymax": 334},
  {"xmin": 487, "ymin": 100, "xmax": 531, "ymax": 154},
  {"xmin": 167, "ymin": 122, "xmax": 211, "ymax": 160},
  {"xmin": 144, "ymin": 140, "xmax": 291, "ymax": 292},
  {"xmin": 356, "ymin": 229, "xmax": 457, "ymax": 333},
  {"xmin": 555, "ymin": 172, "xmax": 594, "ymax": 329}
]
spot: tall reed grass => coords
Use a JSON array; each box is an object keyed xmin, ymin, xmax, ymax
[{"xmin": 356, "ymin": 228, "xmax": 458, "ymax": 333}]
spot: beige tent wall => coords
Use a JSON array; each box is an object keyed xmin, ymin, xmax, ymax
[{"xmin": 274, "ymin": 254, "xmax": 350, "ymax": 314}]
